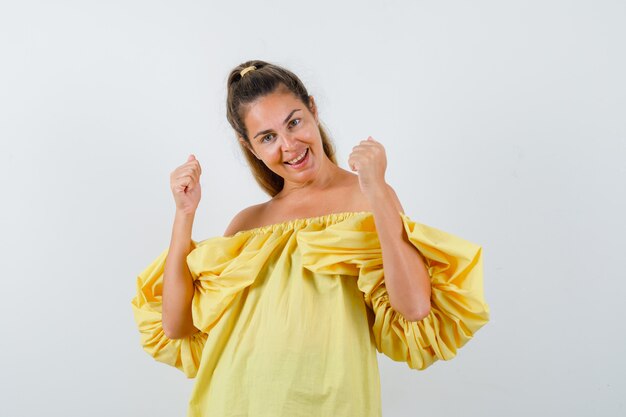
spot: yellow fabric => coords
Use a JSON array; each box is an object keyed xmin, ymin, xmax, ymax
[{"xmin": 131, "ymin": 211, "xmax": 489, "ymax": 417}]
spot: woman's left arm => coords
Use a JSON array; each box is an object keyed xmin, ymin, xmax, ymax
[
  {"xmin": 349, "ymin": 137, "xmax": 431, "ymax": 322},
  {"xmin": 369, "ymin": 184, "xmax": 431, "ymax": 321}
]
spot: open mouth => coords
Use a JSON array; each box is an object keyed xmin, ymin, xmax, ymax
[{"xmin": 284, "ymin": 147, "xmax": 309, "ymax": 167}]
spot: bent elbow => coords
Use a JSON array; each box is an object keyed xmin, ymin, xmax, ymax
[
  {"xmin": 164, "ymin": 322, "xmax": 201, "ymax": 340},
  {"xmin": 164, "ymin": 327, "xmax": 190, "ymax": 340},
  {"xmin": 163, "ymin": 321, "xmax": 186, "ymax": 340},
  {"xmin": 163, "ymin": 325, "xmax": 179, "ymax": 340},
  {"xmin": 404, "ymin": 303, "xmax": 431, "ymax": 322}
]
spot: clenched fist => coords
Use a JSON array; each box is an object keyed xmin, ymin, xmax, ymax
[
  {"xmin": 348, "ymin": 136, "xmax": 387, "ymax": 198},
  {"xmin": 170, "ymin": 154, "xmax": 202, "ymax": 214}
]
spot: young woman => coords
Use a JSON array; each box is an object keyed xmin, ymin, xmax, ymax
[{"xmin": 131, "ymin": 60, "xmax": 490, "ymax": 417}]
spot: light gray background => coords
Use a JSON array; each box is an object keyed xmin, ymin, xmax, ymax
[{"xmin": 1, "ymin": 0, "xmax": 624, "ymax": 416}]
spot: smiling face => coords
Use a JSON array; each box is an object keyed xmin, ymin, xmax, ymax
[{"xmin": 240, "ymin": 86, "xmax": 330, "ymax": 189}]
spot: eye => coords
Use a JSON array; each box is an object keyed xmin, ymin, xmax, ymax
[
  {"xmin": 289, "ymin": 118, "xmax": 301, "ymax": 128},
  {"xmin": 261, "ymin": 133, "xmax": 275, "ymax": 143}
]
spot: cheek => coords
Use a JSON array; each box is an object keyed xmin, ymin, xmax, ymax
[
  {"xmin": 260, "ymin": 144, "xmax": 284, "ymax": 164},
  {"xmin": 310, "ymin": 125, "xmax": 323, "ymax": 141}
]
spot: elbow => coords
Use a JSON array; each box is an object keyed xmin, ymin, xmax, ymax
[
  {"xmin": 162, "ymin": 319, "xmax": 186, "ymax": 340},
  {"xmin": 163, "ymin": 320, "xmax": 200, "ymax": 340},
  {"xmin": 403, "ymin": 302, "xmax": 431, "ymax": 322},
  {"xmin": 163, "ymin": 324, "xmax": 182, "ymax": 340},
  {"xmin": 164, "ymin": 326, "xmax": 192, "ymax": 340}
]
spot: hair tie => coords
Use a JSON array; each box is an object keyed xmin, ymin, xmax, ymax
[{"xmin": 240, "ymin": 65, "xmax": 257, "ymax": 78}]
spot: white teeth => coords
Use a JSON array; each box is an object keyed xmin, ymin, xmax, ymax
[{"xmin": 287, "ymin": 148, "xmax": 307, "ymax": 164}]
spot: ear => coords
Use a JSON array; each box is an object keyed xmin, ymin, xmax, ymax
[
  {"xmin": 239, "ymin": 136, "xmax": 260, "ymax": 159},
  {"xmin": 308, "ymin": 95, "xmax": 319, "ymax": 124}
]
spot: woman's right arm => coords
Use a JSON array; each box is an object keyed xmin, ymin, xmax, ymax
[
  {"xmin": 162, "ymin": 154, "xmax": 203, "ymax": 339},
  {"xmin": 162, "ymin": 210, "xmax": 201, "ymax": 339}
]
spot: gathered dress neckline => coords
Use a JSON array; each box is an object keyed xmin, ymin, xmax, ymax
[{"xmin": 232, "ymin": 210, "xmax": 374, "ymax": 236}]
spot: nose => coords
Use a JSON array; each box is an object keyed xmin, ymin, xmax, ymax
[{"xmin": 279, "ymin": 131, "xmax": 299, "ymax": 151}]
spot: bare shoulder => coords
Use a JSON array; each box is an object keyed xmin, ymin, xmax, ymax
[{"xmin": 223, "ymin": 202, "xmax": 268, "ymax": 237}]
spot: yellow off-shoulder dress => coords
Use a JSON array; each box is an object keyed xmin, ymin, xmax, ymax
[{"xmin": 131, "ymin": 211, "xmax": 490, "ymax": 417}]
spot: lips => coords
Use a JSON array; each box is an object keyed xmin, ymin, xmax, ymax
[{"xmin": 284, "ymin": 148, "xmax": 309, "ymax": 165}]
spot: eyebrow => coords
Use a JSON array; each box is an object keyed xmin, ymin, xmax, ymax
[{"xmin": 253, "ymin": 109, "xmax": 301, "ymax": 139}]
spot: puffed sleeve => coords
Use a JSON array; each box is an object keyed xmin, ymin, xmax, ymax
[
  {"xmin": 359, "ymin": 213, "xmax": 490, "ymax": 370},
  {"xmin": 186, "ymin": 231, "xmax": 289, "ymax": 333},
  {"xmin": 131, "ymin": 231, "xmax": 285, "ymax": 378},
  {"xmin": 130, "ymin": 240, "xmax": 207, "ymax": 378},
  {"xmin": 298, "ymin": 212, "xmax": 490, "ymax": 370}
]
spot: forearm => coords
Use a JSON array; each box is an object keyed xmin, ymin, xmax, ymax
[
  {"xmin": 369, "ymin": 187, "xmax": 431, "ymax": 321},
  {"xmin": 162, "ymin": 210, "xmax": 201, "ymax": 339}
]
